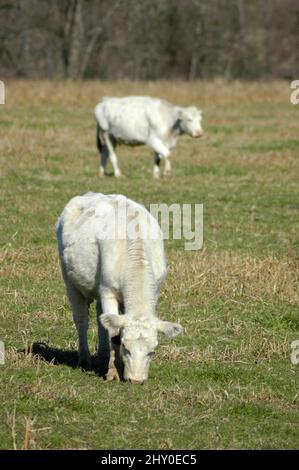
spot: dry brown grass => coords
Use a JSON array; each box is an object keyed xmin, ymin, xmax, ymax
[
  {"xmin": 158, "ymin": 334, "xmax": 290, "ymax": 364},
  {"xmin": 152, "ymin": 382, "xmax": 298, "ymax": 411},
  {"xmin": 0, "ymin": 246, "xmax": 59, "ymax": 279},
  {"xmin": 4, "ymin": 79, "xmax": 291, "ymax": 107},
  {"xmin": 2, "ymin": 79, "xmax": 298, "ymax": 185},
  {"xmin": 166, "ymin": 249, "xmax": 299, "ymax": 305},
  {"xmin": 6, "ymin": 404, "xmax": 51, "ymax": 450}
]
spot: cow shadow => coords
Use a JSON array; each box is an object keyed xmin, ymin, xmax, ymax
[{"xmin": 20, "ymin": 342, "xmax": 109, "ymax": 378}]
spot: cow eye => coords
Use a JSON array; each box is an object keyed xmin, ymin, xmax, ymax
[
  {"xmin": 123, "ymin": 347, "xmax": 131, "ymax": 357},
  {"xmin": 147, "ymin": 351, "xmax": 155, "ymax": 358}
]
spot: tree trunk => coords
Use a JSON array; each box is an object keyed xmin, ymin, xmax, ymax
[
  {"xmin": 262, "ymin": 0, "xmax": 273, "ymax": 75},
  {"xmin": 62, "ymin": 0, "xmax": 84, "ymax": 79},
  {"xmin": 237, "ymin": 0, "xmax": 246, "ymax": 75},
  {"xmin": 80, "ymin": 27, "xmax": 102, "ymax": 78},
  {"xmin": 188, "ymin": 0, "xmax": 205, "ymax": 80}
]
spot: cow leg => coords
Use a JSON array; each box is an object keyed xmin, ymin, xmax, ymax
[
  {"xmin": 96, "ymin": 300, "xmax": 111, "ymax": 375},
  {"xmin": 148, "ymin": 135, "xmax": 170, "ymax": 159},
  {"xmin": 97, "ymin": 125, "xmax": 108, "ymax": 177},
  {"xmin": 148, "ymin": 135, "xmax": 170, "ymax": 179},
  {"xmin": 67, "ymin": 285, "xmax": 92, "ymax": 370},
  {"xmin": 99, "ymin": 144, "xmax": 109, "ymax": 177},
  {"xmin": 111, "ymin": 301, "xmax": 125, "ymax": 381},
  {"xmin": 102, "ymin": 132, "xmax": 122, "ymax": 178},
  {"xmin": 163, "ymin": 157, "xmax": 172, "ymax": 177},
  {"xmin": 99, "ymin": 288, "xmax": 121, "ymax": 381},
  {"xmin": 164, "ymin": 138, "xmax": 178, "ymax": 177},
  {"xmin": 153, "ymin": 153, "xmax": 161, "ymax": 179},
  {"xmin": 111, "ymin": 333, "xmax": 123, "ymax": 381}
]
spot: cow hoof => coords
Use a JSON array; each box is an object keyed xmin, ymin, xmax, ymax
[
  {"xmin": 106, "ymin": 366, "xmax": 120, "ymax": 381},
  {"xmin": 78, "ymin": 356, "xmax": 93, "ymax": 371},
  {"xmin": 153, "ymin": 172, "xmax": 160, "ymax": 180},
  {"xmin": 115, "ymin": 171, "xmax": 122, "ymax": 178}
]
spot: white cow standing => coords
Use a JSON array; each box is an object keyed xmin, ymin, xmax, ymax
[
  {"xmin": 94, "ymin": 96, "xmax": 203, "ymax": 178},
  {"xmin": 56, "ymin": 192, "xmax": 183, "ymax": 384}
]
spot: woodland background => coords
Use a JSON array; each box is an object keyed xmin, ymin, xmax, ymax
[{"xmin": 0, "ymin": 0, "xmax": 298, "ymax": 81}]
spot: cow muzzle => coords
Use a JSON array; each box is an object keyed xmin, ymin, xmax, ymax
[
  {"xmin": 194, "ymin": 130, "xmax": 203, "ymax": 138},
  {"xmin": 129, "ymin": 378, "xmax": 144, "ymax": 385}
]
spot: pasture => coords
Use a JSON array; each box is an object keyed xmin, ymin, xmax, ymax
[{"xmin": 0, "ymin": 80, "xmax": 298, "ymax": 449}]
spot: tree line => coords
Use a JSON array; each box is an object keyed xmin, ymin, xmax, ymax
[{"xmin": 0, "ymin": 0, "xmax": 298, "ymax": 80}]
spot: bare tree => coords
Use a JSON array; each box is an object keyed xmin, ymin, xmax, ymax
[
  {"xmin": 59, "ymin": 0, "xmax": 121, "ymax": 79},
  {"xmin": 237, "ymin": 0, "xmax": 246, "ymax": 75},
  {"xmin": 188, "ymin": 0, "xmax": 206, "ymax": 80}
]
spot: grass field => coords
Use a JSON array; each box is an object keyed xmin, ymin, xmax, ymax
[{"xmin": 0, "ymin": 80, "xmax": 298, "ymax": 450}]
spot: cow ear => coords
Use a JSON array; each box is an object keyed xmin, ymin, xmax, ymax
[
  {"xmin": 157, "ymin": 320, "xmax": 183, "ymax": 338},
  {"xmin": 100, "ymin": 313, "xmax": 126, "ymax": 337}
]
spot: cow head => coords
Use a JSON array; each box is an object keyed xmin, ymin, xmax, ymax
[
  {"xmin": 179, "ymin": 106, "xmax": 203, "ymax": 138},
  {"xmin": 101, "ymin": 314, "xmax": 183, "ymax": 384}
]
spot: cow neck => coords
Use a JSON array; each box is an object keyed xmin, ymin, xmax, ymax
[
  {"xmin": 173, "ymin": 118, "xmax": 184, "ymax": 136},
  {"xmin": 124, "ymin": 237, "xmax": 156, "ymax": 318}
]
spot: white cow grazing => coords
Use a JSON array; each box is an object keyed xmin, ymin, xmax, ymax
[
  {"xmin": 94, "ymin": 96, "xmax": 203, "ymax": 179},
  {"xmin": 56, "ymin": 192, "xmax": 183, "ymax": 384}
]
